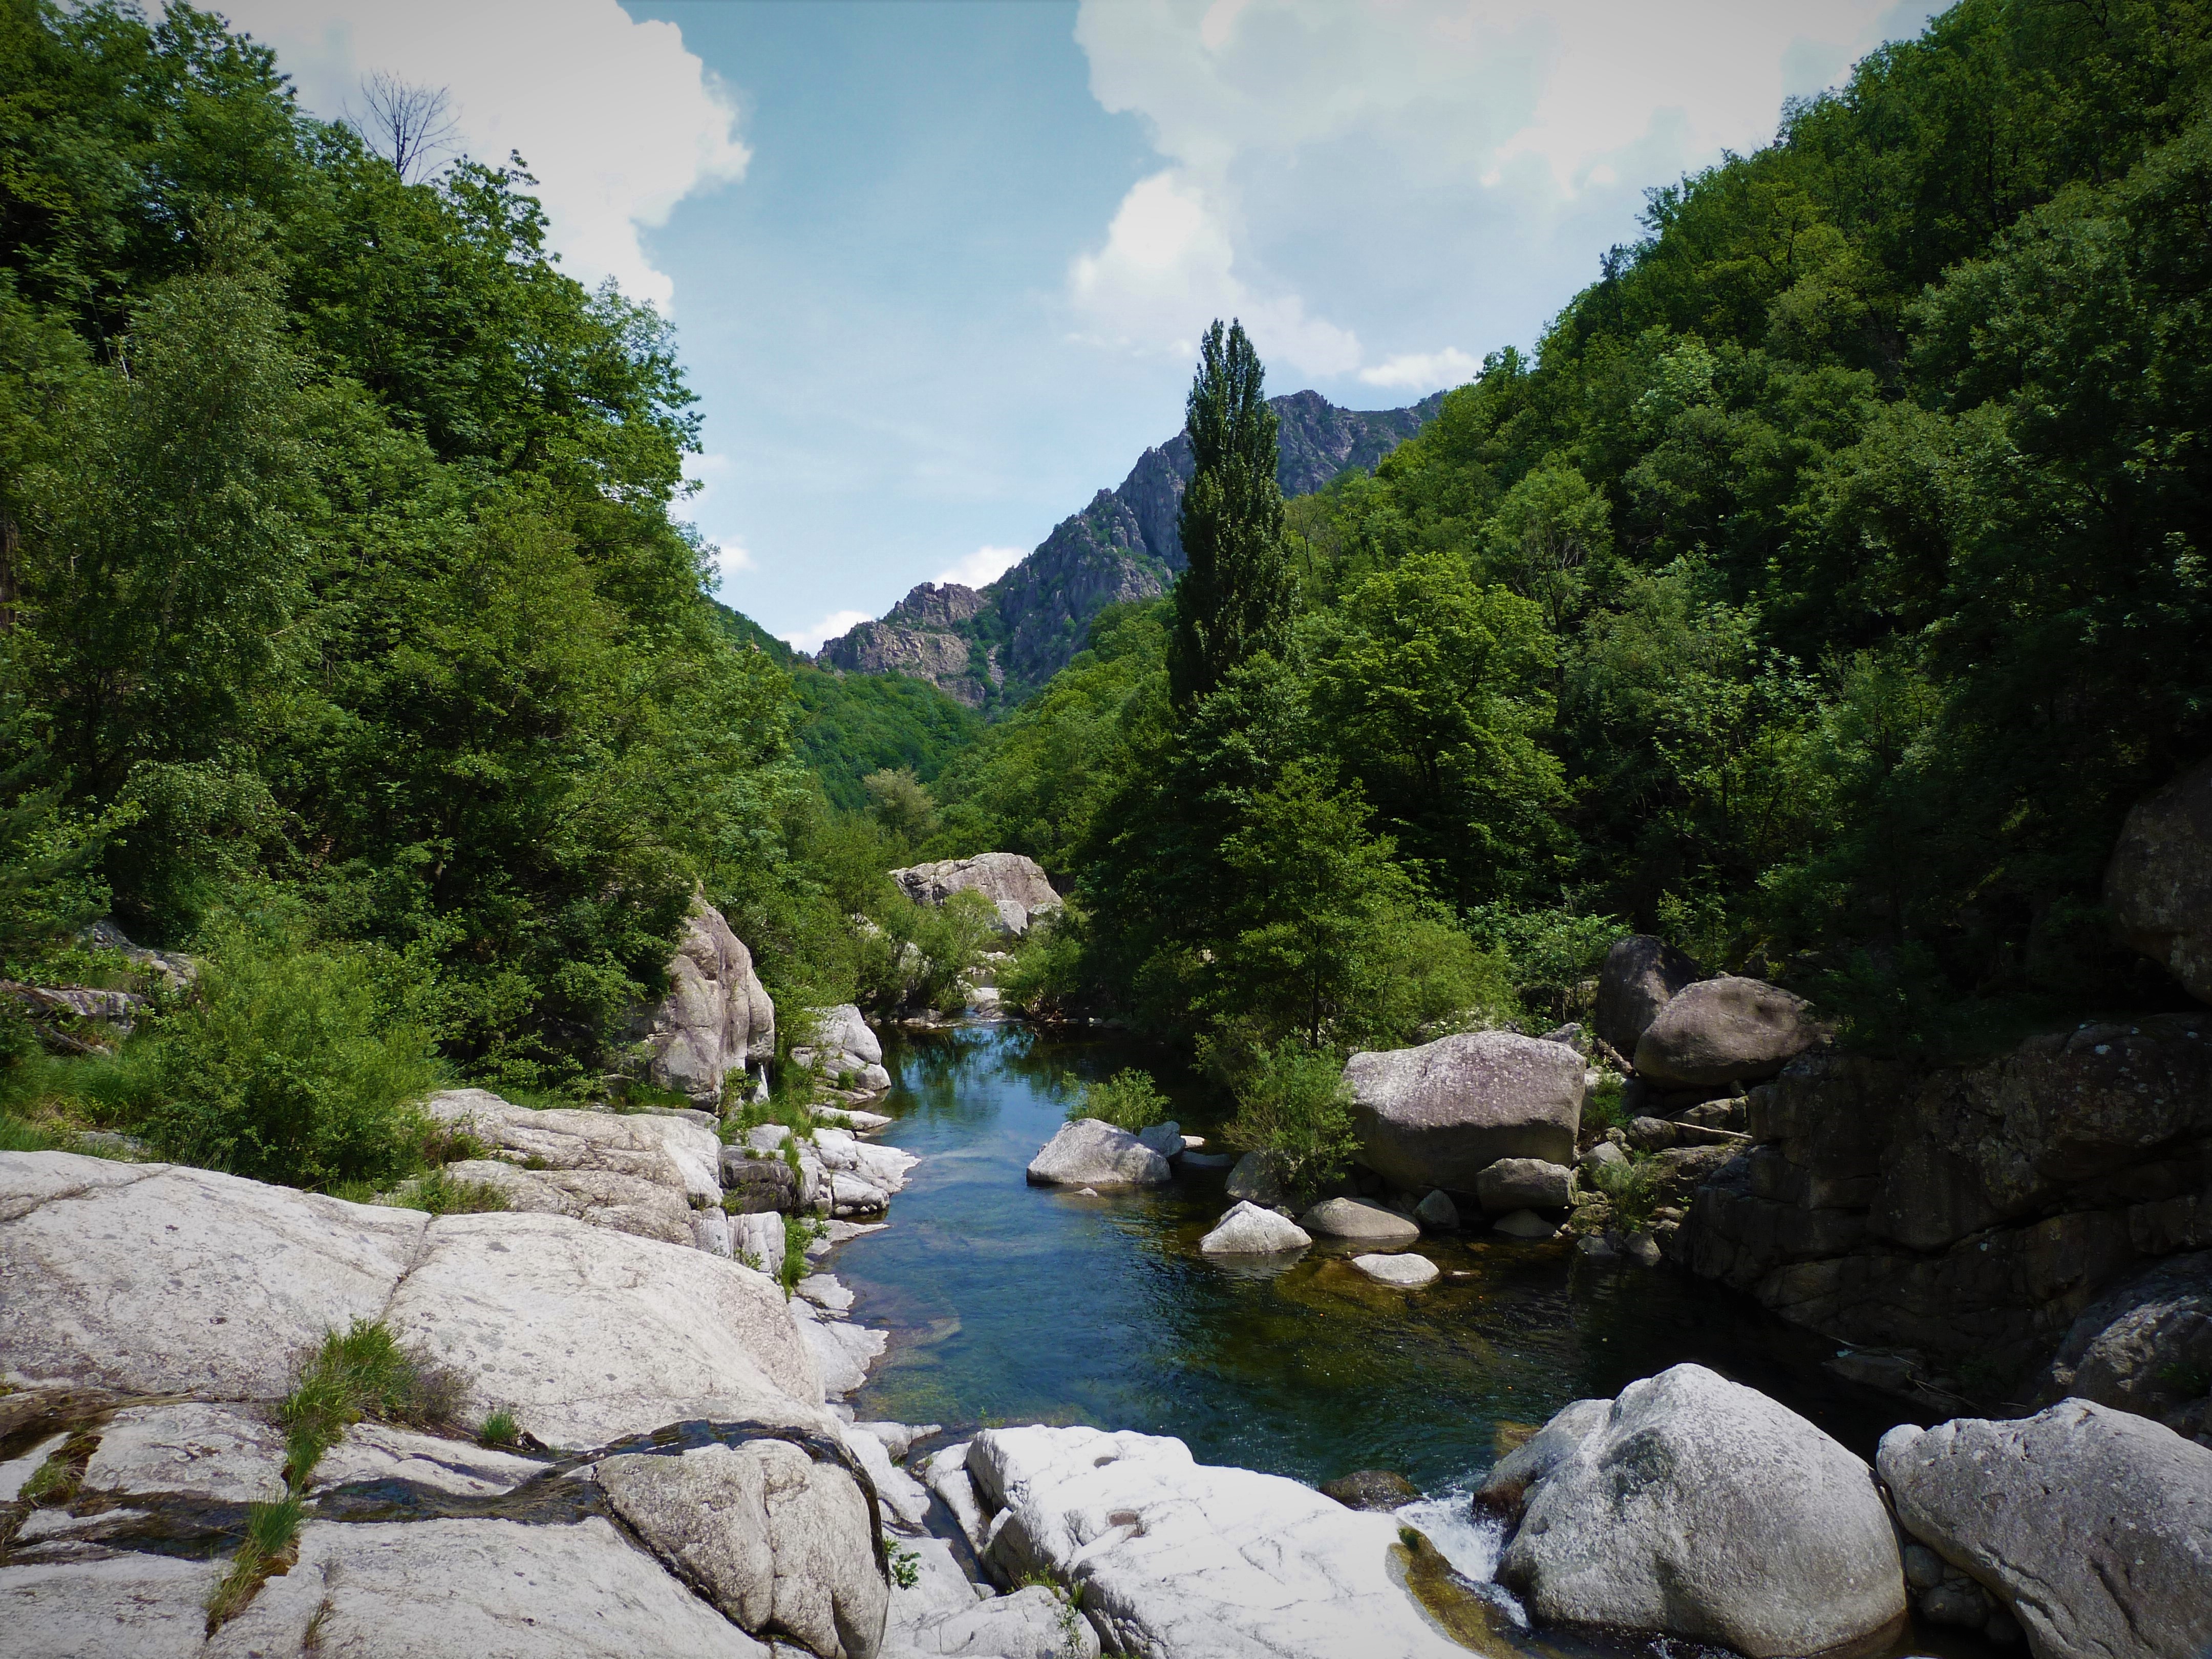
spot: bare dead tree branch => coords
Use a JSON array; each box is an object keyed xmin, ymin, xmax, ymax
[{"xmin": 350, "ymin": 71, "xmax": 460, "ymax": 184}]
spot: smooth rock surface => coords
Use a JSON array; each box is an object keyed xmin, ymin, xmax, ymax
[
  {"xmin": 1633, "ymin": 976, "xmax": 1820, "ymax": 1089},
  {"xmin": 439, "ymin": 1155, "xmax": 697, "ymax": 1246},
  {"xmin": 1199, "ymin": 1200, "xmax": 1312, "ymax": 1254},
  {"xmin": 890, "ymin": 1584, "xmax": 1097, "ymax": 1659},
  {"xmin": 1595, "ymin": 935, "xmax": 1698, "ymax": 1056},
  {"xmin": 1474, "ymin": 1157, "xmax": 1575, "ymax": 1213},
  {"xmin": 1879, "ymin": 1399, "xmax": 2212, "ymax": 1659},
  {"xmin": 965, "ymin": 1426, "xmax": 1469, "ymax": 1659},
  {"xmin": 312, "ymin": 1421, "xmax": 547, "ymax": 1498},
  {"xmin": 1413, "ymin": 1188, "xmax": 1459, "ymax": 1230},
  {"xmin": 428, "ymin": 1086, "xmax": 722, "ymax": 1205},
  {"xmin": 1343, "ymin": 1031, "xmax": 1583, "ymax": 1190},
  {"xmin": 1299, "ymin": 1196, "xmax": 1421, "ymax": 1243},
  {"xmin": 1025, "ymin": 1119, "xmax": 1173, "ymax": 1187},
  {"xmin": 1352, "ymin": 1252, "xmax": 1439, "ymax": 1287},
  {"xmin": 1473, "ymin": 1397, "xmax": 1610, "ymax": 1523},
  {"xmin": 203, "ymin": 1517, "xmax": 774, "ymax": 1658},
  {"xmin": 1501, "ymin": 1364, "xmax": 1906, "ymax": 1658},
  {"xmin": 628, "ymin": 901, "xmax": 776, "ymax": 1104},
  {"xmin": 1134, "ymin": 1120, "xmax": 1183, "ymax": 1159},
  {"xmin": 0, "ymin": 1552, "xmax": 221, "ymax": 1659},
  {"xmin": 2106, "ymin": 753, "xmax": 2212, "ymax": 1004},
  {"xmin": 78, "ymin": 1400, "xmax": 286, "ymax": 1503}
]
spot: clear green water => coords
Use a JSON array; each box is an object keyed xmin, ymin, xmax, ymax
[
  {"xmin": 835, "ymin": 1025, "xmax": 1992, "ymax": 1658},
  {"xmin": 839, "ymin": 1026, "xmax": 1911, "ymax": 1483}
]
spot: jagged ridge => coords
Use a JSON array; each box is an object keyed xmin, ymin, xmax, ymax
[{"xmin": 818, "ymin": 389, "xmax": 1445, "ymax": 709}]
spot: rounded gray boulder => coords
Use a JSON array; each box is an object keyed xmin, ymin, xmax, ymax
[
  {"xmin": 1342, "ymin": 1031, "xmax": 1583, "ymax": 1192},
  {"xmin": 1300, "ymin": 1196, "xmax": 1420, "ymax": 1243},
  {"xmin": 1879, "ymin": 1399, "xmax": 2212, "ymax": 1659},
  {"xmin": 1474, "ymin": 1157, "xmax": 1575, "ymax": 1213},
  {"xmin": 1026, "ymin": 1119, "xmax": 1173, "ymax": 1188},
  {"xmin": 1200, "ymin": 1201, "xmax": 1312, "ymax": 1256},
  {"xmin": 1632, "ymin": 976, "xmax": 1819, "ymax": 1089},
  {"xmin": 1499, "ymin": 1363, "xmax": 1906, "ymax": 1658}
]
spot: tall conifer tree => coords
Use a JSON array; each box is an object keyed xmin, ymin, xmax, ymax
[{"xmin": 1168, "ymin": 320, "xmax": 1293, "ymax": 710}]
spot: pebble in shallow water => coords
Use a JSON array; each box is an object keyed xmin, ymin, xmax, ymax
[{"xmin": 1353, "ymin": 1253, "xmax": 1440, "ymax": 1287}]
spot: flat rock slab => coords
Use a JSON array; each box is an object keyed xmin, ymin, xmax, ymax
[
  {"xmin": 203, "ymin": 1517, "xmax": 772, "ymax": 1659},
  {"xmin": 312, "ymin": 1421, "xmax": 547, "ymax": 1498},
  {"xmin": 0, "ymin": 1154, "xmax": 834, "ymax": 1452},
  {"xmin": 79, "ymin": 1400, "xmax": 286, "ymax": 1503},
  {"xmin": 441, "ymin": 1156, "xmax": 697, "ymax": 1247},
  {"xmin": 0, "ymin": 1552, "xmax": 222, "ymax": 1659},
  {"xmin": 1200, "ymin": 1200, "xmax": 1312, "ymax": 1254},
  {"xmin": 1026, "ymin": 1119, "xmax": 1172, "ymax": 1187},
  {"xmin": 1879, "ymin": 1399, "xmax": 2212, "ymax": 1659},
  {"xmin": 966, "ymin": 1425, "xmax": 1470, "ymax": 1659},
  {"xmin": 1353, "ymin": 1252, "xmax": 1439, "ymax": 1287},
  {"xmin": 1300, "ymin": 1196, "xmax": 1420, "ymax": 1243},
  {"xmin": 427, "ymin": 1088, "xmax": 724, "ymax": 1205},
  {"xmin": 891, "ymin": 1583, "xmax": 1097, "ymax": 1659}
]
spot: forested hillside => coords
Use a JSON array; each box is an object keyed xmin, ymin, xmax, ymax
[
  {"xmin": 926, "ymin": 0, "xmax": 2212, "ymax": 1061},
  {"xmin": 0, "ymin": 1, "xmax": 873, "ymax": 1122}
]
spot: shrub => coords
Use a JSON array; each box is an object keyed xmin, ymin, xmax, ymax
[
  {"xmin": 1000, "ymin": 905, "xmax": 1090, "ymax": 1018},
  {"xmin": 1219, "ymin": 1040, "xmax": 1359, "ymax": 1193},
  {"xmin": 1069, "ymin": 1068, "xmax": 1168, "ymax": 1130},
  {"xmin": 854, "ymin": 888, "xmax": 997, "ymax": 1012},
  {"xmin": 385, "ymin": 1166, "xmax": 511, "ymax": 1215},
  {"xmin": 92, "ymin": 916, "xmax": 442, "ymax": 1191},
  {"xmin": 1589, "ymin": 1156, "xmax": 1660, "ymax": 1230}
]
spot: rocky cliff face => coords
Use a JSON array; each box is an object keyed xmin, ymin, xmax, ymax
[
  {"xmin": 1674, "ymin": 1014, "xmax": 2212, "ymax": 1405},
  {"xmin": 816, "ymin": 390, "xmax": 1445, "ymax": 709}
]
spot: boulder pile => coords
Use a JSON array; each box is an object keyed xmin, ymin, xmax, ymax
[{"xmin": 889, "ymin": 852, "xmax": 1062, "ymax": 937}]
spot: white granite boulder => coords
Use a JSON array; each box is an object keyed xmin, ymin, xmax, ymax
[
  {"xmin": 1473, "ymin": 1156, "xmax": 1575, "ymax": 1213},
  {"xmin": 1879, "ymin": 1399, "xmax": 2212, "ymax": 1659},
  {"xmin": 1352, "ymin": 1252, "xmax": 1438, "ymax": 1287},
  {"xmin": 1026, "ymin": 1119, "xmax": 1172, "ymax": 1187},
  {"xmin": 1199, "ymin": 1201, "xmax": 1311, "ymax": 1254},
  {"xmin": 797, "ymin": 1005, "xmax": 894, "ymax": 1094},
  {"xmin": 1343, "ymin": 1031, "xmax": 1583, "ymax": 1190},
  {"xmin": 1500, "ymin": 1364, "xmax": 1906, "ymax": 1657}
]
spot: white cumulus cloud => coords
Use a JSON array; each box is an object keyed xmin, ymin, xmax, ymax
[
  {"xmin": 936, "ymin": 545, "xmax": 1028, "ymax": 589},
  {"xmin": 1071, "ymin": 0, "xmax": 1924, "ymax": 386},
  {"xmin": 782, "ymin": 610, "xmax": 874, "ymax": 657},
  {"xmin": 1358, "ymin": 348, "xmax": 1480, "ymax": 391},
  {"xmin": 205, "ymin": 0, "xmax": 749, "ymax": 311}
]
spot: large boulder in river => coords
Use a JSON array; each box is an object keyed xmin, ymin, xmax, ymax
[
  {"xmin": 1499, "ymin": 1363, "xmax": 1906, "ymax": 1658},
  {"xmin": 1300, "ymin": 1196, "xmax": 1420, "ymax": 1244},
  {"xmin": 629, "ymin": 901, "xmax": 776, "ymax": 1104},
  {"xmin": 963, "ymin": 1424, "xmax": 1470, "ymax": 1658},
  {"xmin": 1342, "ymin": 1031, "xmax": 1583, "ymax": 1191},
  {"xmin": 1879, "ymin": 1400, "xmax": 2212, "ymax": 1659},
  {"xmin": 890, "ymin": 852, "xmax": 1062, "ymax": 935},
  {"xmin": 1026, "ymin": 1118, "xmax": 1173, "ymax": 1187},
  {"xmin": 1632, "ymin": 975, "xmax": 1819, "ymax": 1088},
  {"xmin": 1595, "ymin": 934, "xmax": 1697, "ymax": 1057},
  {"xmin": 2105, "ymin": 754, "xmax": 2212, "ymax": 1003}
]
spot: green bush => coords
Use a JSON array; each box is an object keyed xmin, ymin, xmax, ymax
[
  {"xmin": 854, "ymin": 888, "xmax": 997, "ymax": 1013},
  {"xmin": 94, "ymin": 917, "xmax": 442, "ymax": 1192},
  {"xmin": 1069, "ymin": 1068, "xmax": 1168, "ymax": 1130},
  {"xmin": 1000, "ymin": 905, "xmax": 1091, "ymax": 1018},
  {"xmin": 1219, "ymin": 1040, "xmax": 1359, "ymax": 1194}
]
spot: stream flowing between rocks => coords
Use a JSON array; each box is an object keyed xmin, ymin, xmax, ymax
[{"xmin": 823, "ymin": 1025, "xmax": 1991, "ymax": 1657}]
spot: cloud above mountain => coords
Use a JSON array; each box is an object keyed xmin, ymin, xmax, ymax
[{"xmin": 1070, "ymin": 0, "xmax": 1922, "ymax": 394}]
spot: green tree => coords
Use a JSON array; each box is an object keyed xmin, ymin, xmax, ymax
[{"xmin": 1168, "ymin": 320, "xmax": 1295, "ymax": 709}]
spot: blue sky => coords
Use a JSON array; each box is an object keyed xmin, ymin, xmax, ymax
[{"xmin": 221, "ymin": 0, "xmax": 1941, "ymax": 650}]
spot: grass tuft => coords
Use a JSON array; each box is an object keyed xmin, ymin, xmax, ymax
[
  {"xmin": 479, "ymin": 1408, "xmax": 519, "ymax": 1448},
  {"xmin": 382, "ymin": 1166, "xmax": 511, "ymax": 1215}
]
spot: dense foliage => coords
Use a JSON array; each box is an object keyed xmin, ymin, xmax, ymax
[
  {"xmin": 0, "ymin": 0, "xmax": 863, "ymax": 1157},
  {"xmin": 935, "ymin": 0, "xmax": 2212, "ymax": 1060}
]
